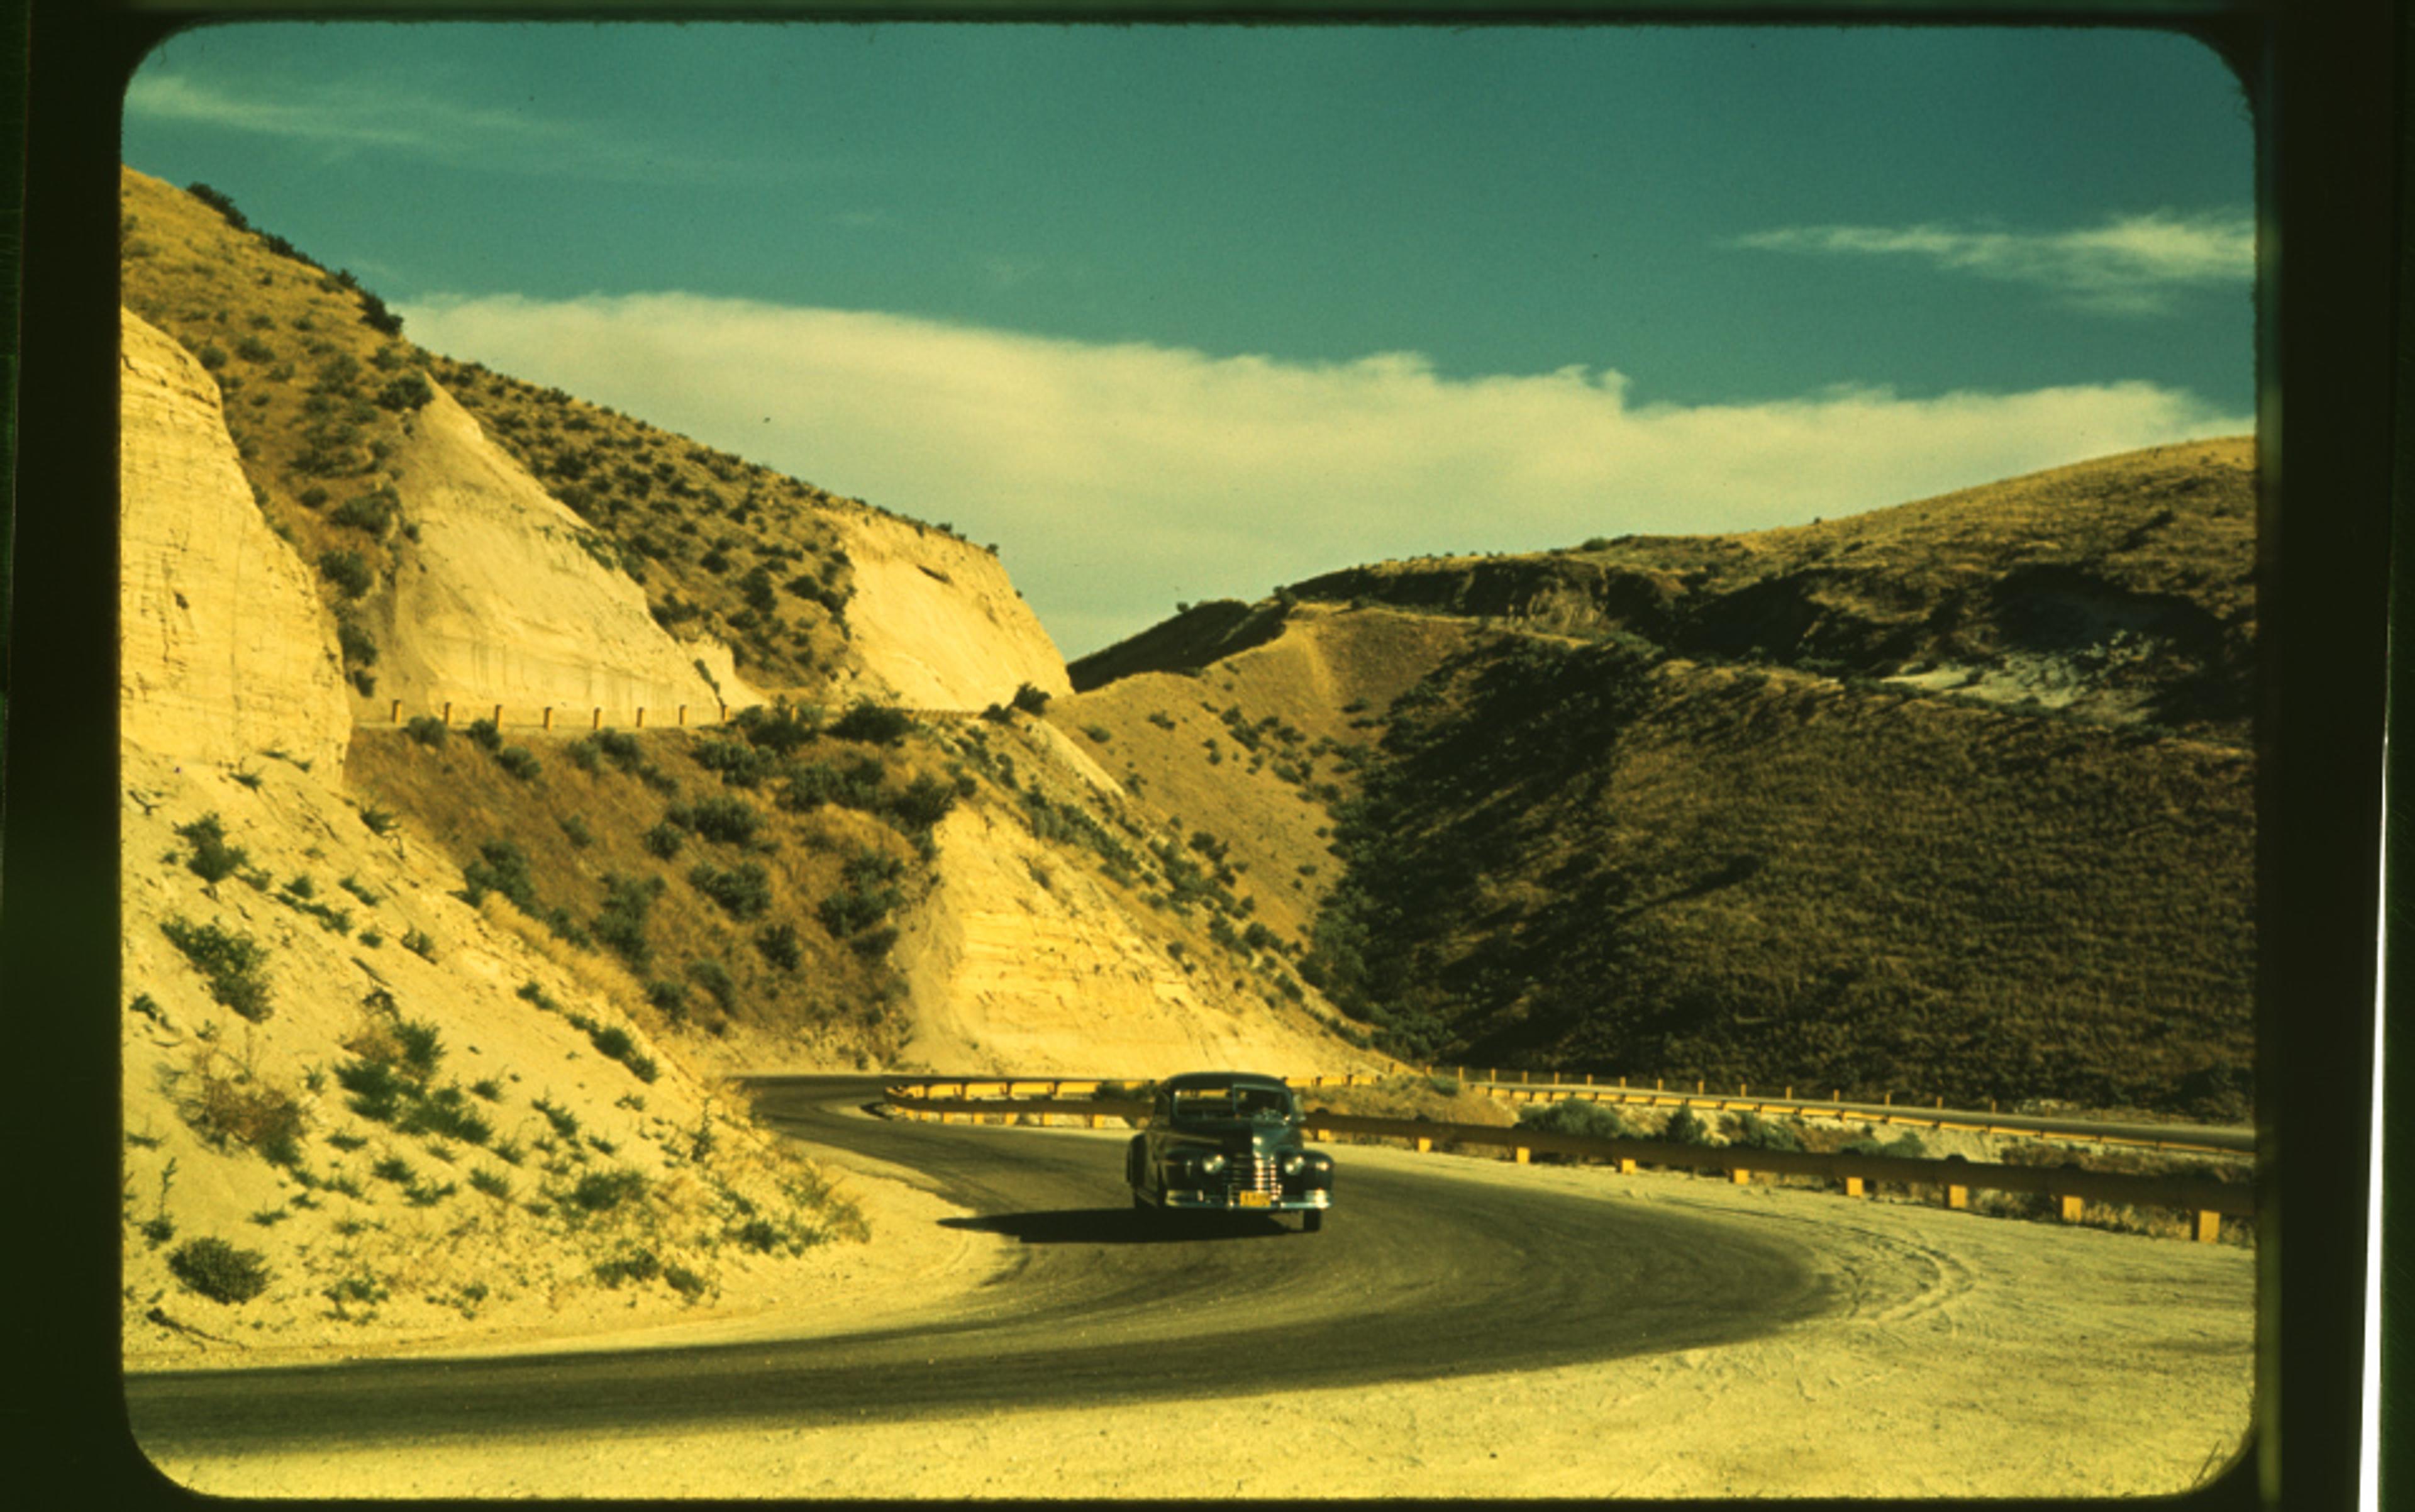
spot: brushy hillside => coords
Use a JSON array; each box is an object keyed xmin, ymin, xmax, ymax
[
  {"xmin": 121, "ymin": 166, "xmax": 980, "ymax": 698},
  {"xmin": 1071, "ymin": 442, "xmax": 2258, "ymax": 1120},
  {"xmin": 1289, "ymin": 438, "xmax": 2256, "ymax": 746},
  {"xmin": 345, "ymin": 703, "xmax": 964, "ymax": 1071}
]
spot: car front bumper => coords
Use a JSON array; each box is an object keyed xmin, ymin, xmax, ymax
[{"xmin": 1152, "ymin": 1188, "xmax": 1331, "ymax": 1212}]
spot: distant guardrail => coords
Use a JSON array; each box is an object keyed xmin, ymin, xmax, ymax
[
  {"xmin": 375, "ymin": 698, "xmax": 732, "ymax": 733},
  {"xmin": 1430, "ymin": 1066, "xmax": 2248, "ymax": 1159},
  {"xmin": 879, "ymin": 1077, "xmax": 2251, "ymax": 1244}
]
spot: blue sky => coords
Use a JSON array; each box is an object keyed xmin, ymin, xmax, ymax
[{"xmin": 124, "ymin": 23, "xmax": 2255, "ymax": 656}]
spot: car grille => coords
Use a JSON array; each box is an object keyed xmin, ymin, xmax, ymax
[{"xmin": 1224, "ymin": 1155, "xmax": 1280, "ymax": 1201}]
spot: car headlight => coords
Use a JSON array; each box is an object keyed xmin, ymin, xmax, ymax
[{"xmin": 1279, "ymin": 1153, "xmax": 1306, "ymax": 1177}]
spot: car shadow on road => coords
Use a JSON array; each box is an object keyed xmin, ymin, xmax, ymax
[{"xmin": 938, "ymin": 1208, "xmax": 1300, "ymax": 1245}]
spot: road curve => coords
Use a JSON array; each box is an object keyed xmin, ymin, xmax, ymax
[{"xmin": 125, "ymin": 1076, "xmax": 1838, "ymax": 1458}]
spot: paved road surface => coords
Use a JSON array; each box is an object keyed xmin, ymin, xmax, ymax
[{"xmin": 125, "ymin": 1076, "xmax": 1835, "ymax": 1458}]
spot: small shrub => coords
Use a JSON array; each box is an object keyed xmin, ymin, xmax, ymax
[
  {"xmin": 461, "ymin": 839, "xmax": 538, "ymax": 912},
  {"xmin": 495, "ymin": 745, "xmax": 543, "ymax": 781},
  {"xmin": 401, "ymin": 928, "xmax": 438, "ymax": 961},
  {"xmin": 665, "ymin": 1265, "xmax": 709, "ymax": 1300},
  {"xmin": 755, "ymin": 922, "xmax": 802, "ymax": 971},
  {"xmin": 168, "ymin": 1237, "xmax": 271, "ymax": 1304},
  {"xmin": 329, "ymin": 485, "xmax": 399, "ymax": 536},
  {"xmin": 374, "ymin": 372, "xmax": 433, "ymax": 411},
  {"xmin": 174, "ymin": 814, "xmax": 248, "ymax": 886},
  {"xmin": 685, "ymin": 794, "xmax": 765, "ymax": 846},
  {"xmin": 686, "ymin": 957, "xmax": 738, "ymax": 1013},
  {"xmin": 533, "ymin": 1097, "xmax": 579, "ymax": 1139},
  {"xmin": 160, "ymin": 917, "xmax": 273, "ymax": 1021},
  {"xmin": 317, "ymin": 549, "xmax": 374, "ymax": 601},
  {"xmin": 569, "ymin": 1167, "xmax": 645, "ymax": 1212},
  {"xmin": 641, "ymin": 821, "xmax": 685, "ymax": 860},
  {"xmin": 646, "ymin": 979, "xmax": 690, "ymax": 1021},
  {"xmin": 559, "ymin": 815, "xmax": 594, "ymax": 848},
  {"xmin": 361, "ymin": 805, "xmax": 398, "ymax": 836},
  {"xmin": 1731, "ymin": 1112, "xmax": 1806, "ymax": 1152},
  {"xmin": 469, "ymin": 1167, "xmax": 513, "ymax": 1199},
  {"xmin": 593, "ymin": 1247, "xmax": 662, "ymax": 1287},
  {"xmin": 1661, "ymin": 1107, "xmax": 1711, "ymax": 1146},
  {"xmin": 1011, "ymin": 682, "xmax": 1052, "ymax": 714},
  {"xmin": 688, "ymin": 860, "xmax": 772, "ymax": 920},
  {"xmin": 593, "ymin": 873, "xmax": 665, "ymax": 969},
  {"xmin": 464, "ymin": 717, "xmax": 502, "ymax": 752},
  {"xmin": 1842, "ymin": 1130, "xmax": 1929, "ymax": 1160},
  {"xmin": 830, "ymin": 699, "xmax": 913, "ymax": 745},
  {"xmin": 403, "ymin": 716, "xmax": 447, "ymax": 748}
]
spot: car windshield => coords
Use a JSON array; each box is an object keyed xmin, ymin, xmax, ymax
[{"xmin": 1170, "ymin": 1086, "xmax": 1293, "ymax": 1121}]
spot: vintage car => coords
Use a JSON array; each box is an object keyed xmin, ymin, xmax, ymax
[{"xmin": 1125, "ymin": 1071, "xmax": 1334, "ymax": 1231}]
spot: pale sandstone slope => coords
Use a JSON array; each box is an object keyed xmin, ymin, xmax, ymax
[
  {"xmin": 827, "ymin": 508, "xmax": 1072, "ymax": 711},
  {"xmin": 118, "ymin": 314, "xmax": 884, "ymax": 1367},
  {"xmin": 119, "ymin": 308, "xmax": 352, "ymax": 772},
  {"xmin": 377, "ymin": 380, "xmax": 757, "ymax": 725},
  {"xmin": 892, "ymin": 718, "xmax": 1382, "ymax": 1079}
]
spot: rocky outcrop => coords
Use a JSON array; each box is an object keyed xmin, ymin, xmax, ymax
[
  {"xmin": 827, "ymin": 510, "xmax": 1072, "ymax": 712},
  {"xmin": 375, "ymin": 381, "xmax": 758, "ymax": 725},
  {"xmin": 119, "ymin": 308, "xmax": 352, "ymax": 772},
  {"xmin": 893, "ymin": 801, "xmax": 1356, "ymax": 1077}
]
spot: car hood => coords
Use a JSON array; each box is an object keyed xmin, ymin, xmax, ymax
[{"xmin": 1169, "ymin": 1118, "xmax": 1299, "ymax": 1156}]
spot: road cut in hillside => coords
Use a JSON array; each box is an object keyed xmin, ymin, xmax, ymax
[{"xmin": 140, "ymin": 1110, "xmax": 2252, "ymax": 1500}]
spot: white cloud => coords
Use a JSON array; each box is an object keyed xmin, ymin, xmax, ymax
[
  {"xmin": 398, "ymin": 291, "xmax": 2251, "ymax": 657},
  {"xmin": 124, "ymin": 70, "xmax": 786, "ymax": 186},
  {"xmin": 1732, "ymin": 210, "xmax": 2255, "ymax": 314}
]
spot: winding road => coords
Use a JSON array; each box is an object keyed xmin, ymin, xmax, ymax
[{"xmin": 125, "ymin": 1076, "xmax": 1840, "ymax": 1459}]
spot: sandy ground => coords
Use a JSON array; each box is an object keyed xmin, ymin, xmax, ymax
[{"xmin": 139, "ymin": 1122, "xmax": 2254, "ymax": 1500}]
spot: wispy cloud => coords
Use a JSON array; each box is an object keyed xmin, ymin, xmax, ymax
[
  {"xmin": 399, "ymin": 291, "xmax": 2251, "ymax": 655},
  {"xmin": 124, "ymin": 70, "xmax": 795, "ymax": 187},
  {"xmin": 1731, "ymin": 210, "xmax": 2255, "ymax": 314}
]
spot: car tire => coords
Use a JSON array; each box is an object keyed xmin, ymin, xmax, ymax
[{"xmin": 1300, "ymin": 1209, "xmax": 1324, "ymax": 1233}]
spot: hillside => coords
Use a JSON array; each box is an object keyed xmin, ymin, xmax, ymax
[
  {"xmin": 1069, "ymin": 442, "xmax": 2259, "ymax": 1118},
  {"xmin": 118, "ymin": 168, "xmax": 1376, "ymax": 1362},
  {"xmin": 1285, "ymin": 438, "xmax": 2257, "ymax": 746}
]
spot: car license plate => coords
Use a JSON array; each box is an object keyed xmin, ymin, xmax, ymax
[{"xmin": 1235, "ymin": 1191, "xmax": 1271, "ymax": 1208}]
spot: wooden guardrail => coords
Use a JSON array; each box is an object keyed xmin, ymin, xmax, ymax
[
  {"xmin": 879, "ymin": 1084, "xmax": 2251, "ymax": 1243},
  {"xmin": 380, "ymin": 698, "xmax": 731, "ymax": 732}
]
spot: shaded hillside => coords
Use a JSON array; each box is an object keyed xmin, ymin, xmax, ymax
[
  {"xmin": 1052, "ymin": 604, "xmax": 1485, "ymax": 952},
  {"xmin": 1301, "ymin": 636, "xmax": 2253, "ymax": 1116},
  {"xmin": 1066, "ymin": 598, "xmax": 1292, "ymax": 691},
  {"xmin": 1288, "ymin": 438, "xmax": 2257, "ymax": 744},
  {"xmin": 1072, "ymin": 441, "xmax": 2258, "ymax": 1118}
]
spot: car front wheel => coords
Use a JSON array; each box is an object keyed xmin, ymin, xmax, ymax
[{"xmin": 1299, "ymin": 1209, "xmax": 1324, "ymax": 1233}]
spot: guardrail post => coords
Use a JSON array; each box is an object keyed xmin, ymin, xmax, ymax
[
  {"xmin": 1415, "ymin": 1136, "xmax": 1433, "ymax": 1153},
  {"xmin": 1616, "ymin": 1158, "xmax": 1638, "ymax": 1175},
  {"xmin": 1784, "ymin": 1086, "xmax": 1792, "ymax": 1099},
  {"xmin": 636, "ymin": 707, "xmax": 646, "ymax": 728},
  {"xmin": 441, "ymin": 701, "xmax": 452, "ymax": 726},
  {"xmin": 1696, "ymin": 1079, "xmax": 1704, "ymax": 1094},
  {"xmin": 1740, "ymin": 1082, "xmax": 1748, "ymax": 1097},
  {"xmin": 1654, "ymin": 1078, "xmax": 1663, "ymax": 1091},
  {"xmin": 1845, "ymin": 1177, "xmax": 1867, "ymax": 1198},
  {"xmin": 1088, "ymin": 1114, "xmax": 1102, "ymax": 1129},
  {"xmin": 1731, "ymin": 1167, "xmax": 1751, "ymax": 1184},
  {"xmin": 719, "ymin": 701, "xmax": 728, "ymax": 723},
  {"xmin": 1946, "ymin": 1182, "xmax": 1968, "ymax": 1210},
  {"xmin": 2058, "ymin": 1195, "xmax": 2084, "ymax": 1223},
  {"xmin": 1884, "ymin": 1091, "xmax": 1892, "ymax": 1106},
  {"xmin": 1514, "ymin": 1146, "xmax": 1530, "ymax": 1164},
  {"xmin": 1833, "ymin": 1089, "xmax": 1840, "ymax": 1102},
  {"xmin": 492, "ymin": 703, "xmax": 502, "ymax": 726},
  {"xmin": 389, "ymin": 698, "xmax": 401, "ymax": 723},
  {"xmin": 678, "ymin": 704, "xmax": 687, "ymax": 726},
  {"xmin": 543, "ymin": 706, "xmax": 553, "ymax": 730}
]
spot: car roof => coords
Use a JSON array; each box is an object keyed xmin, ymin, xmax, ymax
[{"xmin": 1158, "ymin": 1071, "xmax": 1289, "ymax": 1092}]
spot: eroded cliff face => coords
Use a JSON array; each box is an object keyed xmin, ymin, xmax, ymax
[
  {"xmin": 375, "ymin": 381, "xmax": 758, "ymax": 726},
  {"xmin": 891, "ymin": 717, "xmax": 1377, "ymax": 1079},
  {"xmin": 827, "ymin": 509, "xmax": 1072, "ymax": 712},
  {"xmin": 119, "ymin": 308, "xmax": 352, "ymax": 772}
]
